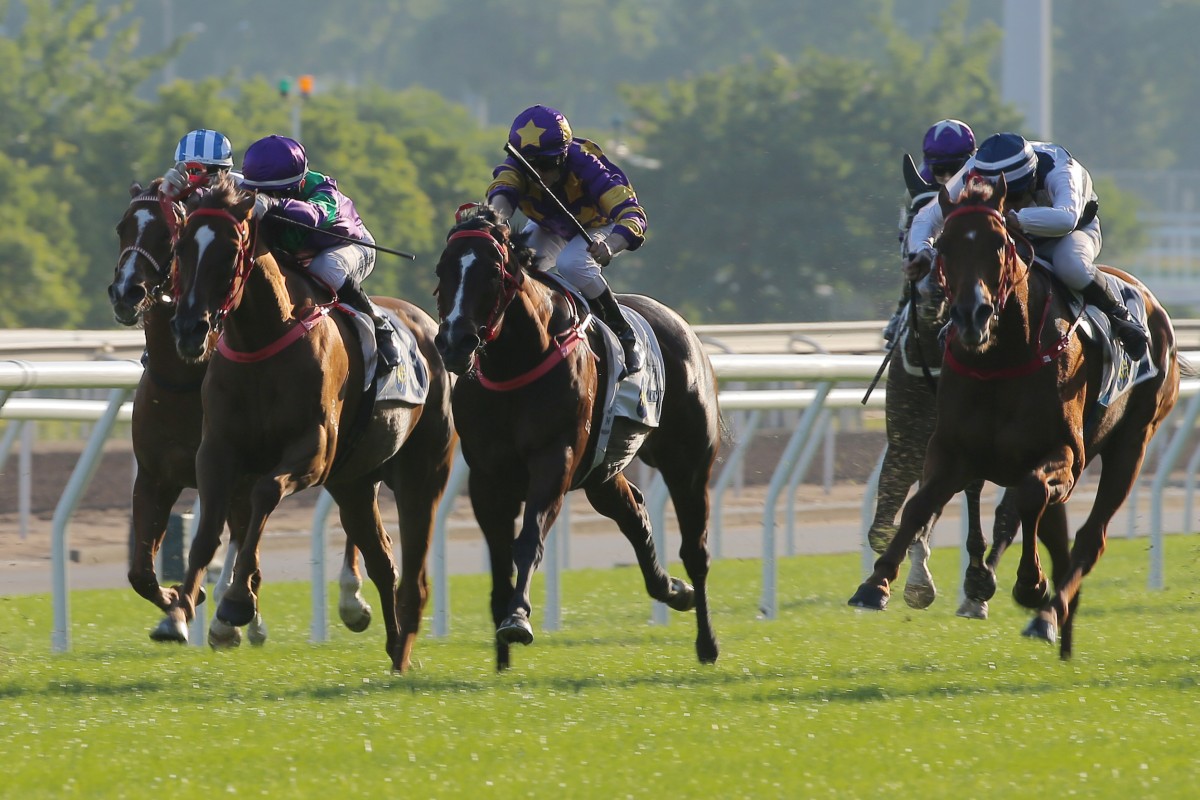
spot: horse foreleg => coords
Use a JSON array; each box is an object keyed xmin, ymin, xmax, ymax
[
  {"xmin": 868, "ymin": 443, "xmax": 921, "ymax": 554},
  {"xmin": 467, "ymin": 470, "xmax": 522, "ymax": 671},
  {"xmin": 127, "ymin": 471, "xmax": 184, "ymax": 611},
  {"xmin": 217, "ymin": 472, "xmax": 293, "ymax": 628},
  {"xmin": 501, "ymin": 456, "xmax": 571, "ymax": 649},
  {"xmin": 850, "ymin": 455, "xmax": 963, "ymax": 611},
  {"xmin": 955, "ymin": 479, "xmax": 992, "ymax": 619},
  {"xmin": 1014, "ymin": 447, "xmax": 1077, "ymax": 646}
]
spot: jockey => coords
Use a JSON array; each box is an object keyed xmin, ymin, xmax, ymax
[
  {"xmin": 482, "ymin": 104, "xmax": 647, "ymax": 374},
  {"xmin": 906, "ymin": 132, "xmax": 1149, "ymax": 359},
  {"xmin": 884, "ymin": 119, "xmax": 977, "ymax": 347},
  {"xmin": 239, "ymin": 134, "xmax": 400, "ymax": 371},
  {"xmin": 159, "ymin": 129, "xmax": 239, "ymax": 200}
]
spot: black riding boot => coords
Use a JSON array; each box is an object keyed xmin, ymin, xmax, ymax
[
  {"xmin": 339, "ymin": 280, "xmax": 401, "ymax": 371},
  {"xmin": 594, "ymin": 288, "xmax": 645, "ymax": 376},
  {"xmin": 1080, "ymin": 278, "xmax": 1149, "ymax": 360}
]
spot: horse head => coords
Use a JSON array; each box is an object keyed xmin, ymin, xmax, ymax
[
  {"xmin": 935, "ymin": 172, "xmax": 1021, "ymax": 351},
  {"xmin": 109, "ymin": 180, "xmax": 185, "ymax": 326},
  {"xmin": 170, "ymin": 175, "xmax": 256, "ymax": 361},
  {"xmin": 433, "ymin": 207, "xmax": 533, "ymax": 375}
]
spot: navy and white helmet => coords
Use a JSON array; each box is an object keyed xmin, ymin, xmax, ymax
[
  {"xmin": 973, "ymin": 132, "xmax": 1038, "ymax": 195},
  {"xmin": 173, "ymin": 129, "xmax": 234, "ymax": 168}
]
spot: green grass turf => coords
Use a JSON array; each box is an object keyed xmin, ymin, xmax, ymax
[{"xmin": 2, "ymin": 535, "xmax": 1199, "ymax": 799}]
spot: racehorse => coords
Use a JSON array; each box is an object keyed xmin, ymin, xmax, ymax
[
  {"xmin": 851, "ymin": 174, "xmax": 1185, "ymax": 659},
  {"xmin": 867, "ymin": 156, "xmax": 1024, "ymax": 619},
  {"xmin": 163, "ymin": 177, "xmax": 455, "ymax": 672},
  {"xmin": 110, "ymin": 182, "xmax": 374, "ymax": 647},
  {"xmin": 433, "ymin": 208, "xmax": 721, "ymax": 671}
]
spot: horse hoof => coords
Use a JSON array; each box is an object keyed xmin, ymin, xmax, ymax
[
  {"xmin": 665, "ymin": 577, "xmax": 696, "ymax": 612},
  {"xmin": 903, "ymin": 581, "xmax": 937, "ymax": 609},
  {"xmin": 149, "ymin": 616, "xmax": 188, "ymax": 643},
  {"xmin": 1022, "ymin": 616, "xmax": 1057, "ymax": 644},
  {"xmin": 867, "ymin": 525, "xmax": 896, "ymax": 555},
  {"xmin": 339, "ymin": 602, "xmax": 372, "ymax": 633},
  {"xmin": 848, "ymin": 583, "xmax": 889, "ymax": 611},
  {"xmin": 1012, "ymin": 578, "xmax": 1051, "ymax": 610},
  {"xmin": 247, "ymin": 614, "xmax": 268, "ymax": 646},
  {"xmin": 956, "ymin": 598, "xmax": 989, "ymax": 620},
  {"xmin": 208, "ymin": 617, "xmax": 243, "ymax": 649},
  {"xmin": 196, "ymin": 586, "xmax": 207, "ymax": 607},
  {"xmin": 696, "ymin": 636, "xmax": 719, "ymax": 665},
  {"xmin": 496, "ymin": 615, "xmax": 534, "ymax": 646},
  {"xmin": 216, "ymin": 596, "xmax": 256, "ymax": 627},
  {"xmin": 963, "ymin": 565, "xmax": 997, "ymax": 602}
]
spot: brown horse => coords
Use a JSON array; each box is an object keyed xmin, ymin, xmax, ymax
[
  {"xmin": 851, "ymin": 175, "xmax": 1185, "ymax": 659},
  {"xmin": 433, "ymin": 209, "xmax": 720, "ymax": 671},
  {"xmin": 162, "ymin": 177, "xmax": 455, "ymax": 672},
  {"xmin": 111, "ymin": 182, "xmax": 374, "ymax": 647}
]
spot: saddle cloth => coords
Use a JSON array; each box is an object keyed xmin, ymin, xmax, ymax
[
  {"xmin": 1041, "ymin": 265, "xmax": 1159, "ymax": 408},
  {"xmin": 536, "ymin": 271, "xmax": 666, "ymax": 481},
  {"xmin": 337, "ymin": 303, "xmax": 430, "ymax": 404}
]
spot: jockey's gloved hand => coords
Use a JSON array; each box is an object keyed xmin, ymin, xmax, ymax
[
  {"xmin": 488, "ymin": 195, "xmax": 514, "ymax": 226},
  {"xmin": 161, "ymin": 167, "xmax": 190, "ymax": 200},
  {"xmin": 588, "ymin": 233, "xmax": 626, "ymax": 267},
  {"xmin": 903, "ymin": 247, "xmax": 935, "ymax": 281},
  {"xmin": 253, "ymin": 193, "xmax": 278, "ymax": 219}
]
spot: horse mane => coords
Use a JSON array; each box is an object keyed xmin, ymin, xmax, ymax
[
  {"xmin": 197, "ymin": 173, "xmax": 247, "ymax": 210},
  {"xmin": 447, "ymin": 209, "xmax": 536, "ymax": 276},
  {"xmin": 954, "ymin": 173, "xmax": 1000, "ymax": 207}
]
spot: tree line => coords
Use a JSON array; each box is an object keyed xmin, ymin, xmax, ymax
[{"xmin": 0, "ymin": 0, "xmax": 1157, "ymax": 328}]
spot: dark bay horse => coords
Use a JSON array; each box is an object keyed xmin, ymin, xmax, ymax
[
  {"xmin": 851, "ymin": 175, "xmax": 1184, "ymax": 658},
  {"xmin": 110, "ymin": 182, "xmax": 372, "ymax": 647},
  {"xmin": 433, "ymin": 210, "xmax": 721, "ymax": 671},
  {"xmin": 164, "ymin": 178, "xmax": 455, "ymax": 672}
]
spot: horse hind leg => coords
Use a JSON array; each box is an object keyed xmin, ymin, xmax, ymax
[
  {"xmin": 658, "ymin": 467, "xmax": 720, "ymax": 665},
  {"xmin": 337, "ymin": 541, "xmax": 372, "ymax": 633}
]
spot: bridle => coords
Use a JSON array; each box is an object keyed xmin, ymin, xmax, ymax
[
  {"xmin": 934, "ymin": 203, "xmax": 1024, "ymax": 313},
  {"xmin": 445, "ymin": 227, "xmax": 522, "ymax": 342},
  {"xmin": 185, "ymin": 207, "xmax": 258, "ymax": 332},
  {"xmin": 118, "ymin": 191, "xmax": 186, "ymax": 304}
]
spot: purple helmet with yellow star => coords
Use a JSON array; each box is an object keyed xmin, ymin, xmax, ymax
[{"xmin": 508, "ymin": 105, "xmax": 573, "ymax": 159}]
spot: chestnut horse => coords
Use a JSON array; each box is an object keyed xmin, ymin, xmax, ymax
[
  {"xmin": 851, "ymin": 175, "xmax": 1185, "ymax": 659},
  {"xmin": 433, "ymin": 210, "xmax": 720, "ymax": 671},
  {"xmin": 110, "ymin": 182, "xmax": 373, "ymax": 647},
  {"xmin": 163, "ymin": 178, "xmax": 455, "ymax": 672}
]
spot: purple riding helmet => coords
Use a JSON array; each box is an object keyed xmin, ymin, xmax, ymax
[
  {"xmin": 921, "ymin": 119, "xmax": 976, "ymax": 178},
  {"xmin": 241, "ymin": 135, "xmax": 309, "ymax": 191},
  {"xmin": 508, "ymin": 105, "xmax": 574, "ymax": 163}
]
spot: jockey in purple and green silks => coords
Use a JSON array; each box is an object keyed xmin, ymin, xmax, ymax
[
  {"xmin": 239, "ymin": 134, "xmax": 400, "ymax": 371},
  {"xmin": 483, "ymin": 104, "xmax": 648, "ymax": 374}
]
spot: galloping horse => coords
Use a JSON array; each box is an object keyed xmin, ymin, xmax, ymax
[
  {"xmin": 434, "ymin": 209, "xmax": 721, "ymax": 671},
  {"xmin": 851, "ymin": 175, "xmax": 1185, "ymax": 658},
  {"xmin": 867, "ymin": 157, "xmax": 1024, "ymax": 619},
  {"xmin": 164, "ymin": 177, "xmax": 455, "ymax": 672},
  {"xmin": 111, "ymin": 182, "xmax": 373, "ymax": 647}
]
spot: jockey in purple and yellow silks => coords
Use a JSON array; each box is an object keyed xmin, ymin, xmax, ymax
[{"xmin": 483, "ymin": 104, "xmax": 647, "ymax": 374}]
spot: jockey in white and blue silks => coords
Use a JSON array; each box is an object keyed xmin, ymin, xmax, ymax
[
  {"xmin": 159, "ymin": 129, "xmax": 242, "ymax": 200},
  {"xmin": 904, "ymin": 132, "xmax": 1150, "ymax": 359}
]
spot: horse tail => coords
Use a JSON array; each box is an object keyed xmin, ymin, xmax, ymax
[
  {"xmin": 718, "ymin": 412, "xmax": 736, "ymax": 454},
  {"xmin": 1177, "ymin": 352, "xmax": 1200, "ymax": 380}
]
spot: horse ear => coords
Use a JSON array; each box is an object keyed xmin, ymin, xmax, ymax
[
  {"xmin": 233, "ymin": 191, "xmax": 256, "ymax": 220},
  {"xmin": 902, "ymin": 153, "xmax": 934, "ymax": 198},
  {"xmin": 130, "ymin": 181, "xmax": 143, "ymax": 198},
  {"xmin": 937, "ymin": 184, "xmax": 954, "ymax": 216},
  {"xmin": 992, "ymin": 172, "xmax": 1008, "ymax": 207}
]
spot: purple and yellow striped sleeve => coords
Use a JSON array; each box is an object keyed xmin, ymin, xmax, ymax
[{"xmin": 487, "ymin": 160, "xmax": 525, "ymax": 207}]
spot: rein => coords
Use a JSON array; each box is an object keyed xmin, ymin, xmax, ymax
[
  {"xmin": 120, "ymin": 191, "xmax": 185, "ymax": 303},
  {"xmin": 188, "ymin": 207, "xmax": 332, "ymax": 363}
]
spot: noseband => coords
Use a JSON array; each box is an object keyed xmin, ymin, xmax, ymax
[{"xmin": 445, "ymin": 228, "xmax": 522, "ymax": 342}]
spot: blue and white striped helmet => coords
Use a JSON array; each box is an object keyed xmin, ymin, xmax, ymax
[{"xmin": 173, "ymin": 129, "xmax": 234, "ymax": 168}]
